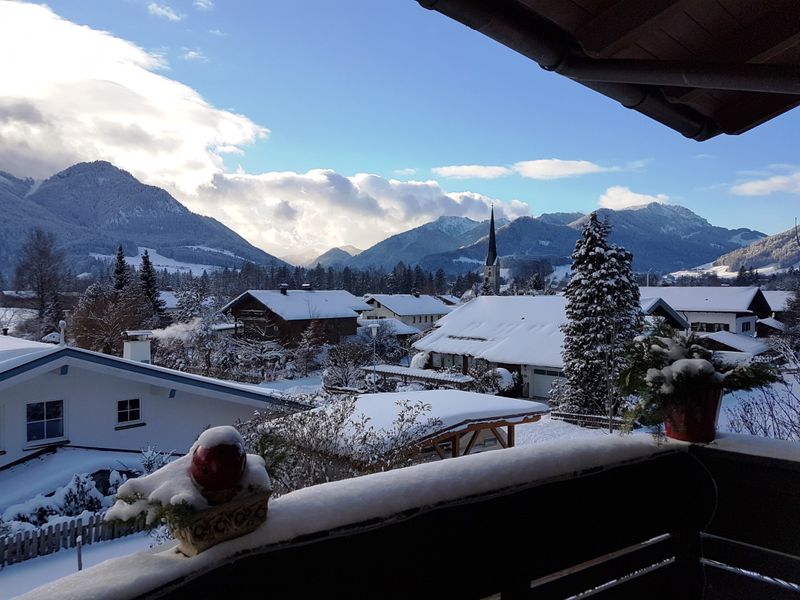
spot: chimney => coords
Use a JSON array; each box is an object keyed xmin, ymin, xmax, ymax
[
  {"xmin": 279, "ymin": 283, "xmax": 289, "ymax": 295},
  {"xmin": 59, "ymin": 320, "xmax": 67, "ymax": 346},
  {"xmin": 412, "ymin": 289, "xmax": 420, "ymax": 298},
  {"xmin": 123, "ymin": 330, "xmax": 153, "ymax": 364}
]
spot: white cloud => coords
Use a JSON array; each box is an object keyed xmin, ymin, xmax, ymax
[
  {"xmin": 394, "ymin": 168, "xmax": 416, "ymax": 176},
  {"xmin": 147, "ymin": 3, "xmax": 184, "ymax": 21},
  {"xmin": 514, "ymin": 159, "xmax": 610, "ymax": 179},
  {"xmin": 193, "ymin": 0, "xmax": 215, "ymax": 10},
  {"xmin": 731, "ymin": 173, "xmax": 800, "ymax": 196},
  {"xmin": 208, "ymin": 29, "xmax": 225, "ymax": 36},
  {"xmin": 180, "ymin": 47, "xmax": 208, "ymax": 62},
  {"xmin": 0, "ymin": 2, "xmax": 265, "ymax": 191},
  {"xmin": 432, "ymin": 158, "xmax": 618, "ymax": 180},
  {"xmin": 599, "ymin": 186, "xmax": 669, "ymax": 210},
  {"xmin": 432, "ymin": 165, "xmax": 513, "ymax": 179},
  {"xmin": 0, "ymin": 3, "xmax": 530, "ymax": 256},
  {"xmin": 194, "ymin": 172, "xmax": 530, "ymax": 254}
]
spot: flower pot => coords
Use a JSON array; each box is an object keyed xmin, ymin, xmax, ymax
[
  {"xmin": 170, "ymin": 490, "xmax": 271, "ymax": 556},
  {"xmin": 664, "ymin": 388, "xmax": 723, "ymax": 443}
]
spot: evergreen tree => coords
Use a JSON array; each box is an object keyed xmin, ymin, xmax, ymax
[
  {"xmin": 113, "ymin": 245, "xmax": 130, "ymax": 292},
  {"xmin": 176, "ymin": 277, "xmax": 211, "ymax": 322},
  {"xmin": 140, "ymin": 250, "xmax": 166, "ymax": 319},
  {"xmin": 556, "ymin": 213, "xmax": 642, "ymax": 416},
  {"xmin": 14, "ymin": 228, "xmax": 65, "ymax": 318}
]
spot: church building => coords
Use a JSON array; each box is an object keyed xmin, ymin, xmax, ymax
[{"xmin": 483, "ymin": 207, "xmax": 500, "ymax": 295}]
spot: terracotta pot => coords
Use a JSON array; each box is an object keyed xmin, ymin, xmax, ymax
[{"xmin": 664, "ymin": 388, "xmax": 723, "ymax": 443}]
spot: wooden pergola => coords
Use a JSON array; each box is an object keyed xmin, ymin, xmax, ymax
[
  {"xmin": 419, "ymin": 411, "xmax": 545, "ymax": 459},
  {"xmin": 418, "ymin": 0, "xmax": 800, "ymax": 140}
]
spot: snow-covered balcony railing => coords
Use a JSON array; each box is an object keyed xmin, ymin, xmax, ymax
[{"xmin": 20, "ymin": 434, "xmax": 800, "ymax": 600}]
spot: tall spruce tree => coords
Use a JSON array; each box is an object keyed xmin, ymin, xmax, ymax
[
  {"xmin": 140, "ymin": 250, "xmax": 166, "ymax": 319},
  {"xmin": 557, "ymin": 213, "xmax": 642, "ymax": 416},
  {"xmin": 113, "ymin": 245, "xmax": 130, "ymax": 292}
]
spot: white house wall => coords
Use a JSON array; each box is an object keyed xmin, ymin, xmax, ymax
[
  {"xmin": 680, "ymin": 311, "xmax": 757, "ymax": 336},
  {"xmin": 0, "ymin": 365, "xmax": 263, "ymax": 468}
]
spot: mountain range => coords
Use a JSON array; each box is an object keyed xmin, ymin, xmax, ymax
[
  {"xmin": 0, "ymin": 161, "xmax": 286, "ymax": 278},
  {"xmin": 713, "ymin": 225, "xmax": 800, "ymax": 272},
  {"xmin": 0, "ymin": 160, "xmax": 770, "ymax": 279}
]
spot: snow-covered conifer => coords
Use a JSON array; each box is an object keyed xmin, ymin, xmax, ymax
[
  {"xmin": 140, "ymin": 250, "xmax": 166, "ymax": 319},
  {"xmin": 556, "ymin": 213, "xmax": 642, "ymax": 416},
  {"xmin": 113, "ymin": 245, "xmax": 130, "ymax": 292}
]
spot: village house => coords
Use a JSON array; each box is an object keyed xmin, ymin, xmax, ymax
[
  {"xmin": 0, "ymin": 334, "xmax": 301, "ymax": 470},
  {"xmin": 762, "ymin": 290, "xmax": 794, "ymax": 322},
  {"xmin": 639, "ymin": 286, "xmax": 771, "ymax": 337},
  {"xmin": 362, "ymin": 293, "xmax": 453, "ymax": 331},
  {"xmin": 414, "ymin": 294, "xmax": 692, "ymax": 400},
  {"xmin": 220, "ymin": 286, "xmax": 370, "ymax": 345}
]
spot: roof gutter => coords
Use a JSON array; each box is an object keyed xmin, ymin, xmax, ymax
[{"xmin": 417, "ymin": 0, "xmax": 719, "ymax": 141}]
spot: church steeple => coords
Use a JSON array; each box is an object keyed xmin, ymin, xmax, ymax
[
  {"xmin": 482, "ymin": 206, "xmax": 500, "ymax": 295},
  {"xmin": 485, "ymin": 206, "xmax": 497, "ymax": 266}
]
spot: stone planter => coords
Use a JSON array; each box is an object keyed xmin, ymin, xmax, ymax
[
  {"xmin": 170, "ymin": 490, "xmax": 271, "ymax": 556},
  {"xmin": 664, "ymin": 388, "xmax": 723, "ymax": 444}
]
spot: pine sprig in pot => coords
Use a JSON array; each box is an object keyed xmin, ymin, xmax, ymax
[{"xmin": 618, "ymin": 327, "xmax": 777, "ymax": 440}]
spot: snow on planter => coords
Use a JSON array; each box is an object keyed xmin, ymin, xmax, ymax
[{"xmin": 106, "ymin": 426, "xmax": 271, "ymax": 556}]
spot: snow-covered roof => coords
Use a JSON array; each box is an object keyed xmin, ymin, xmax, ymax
[
  {"xmin": 436, "ymin": 294, "xmax": 461, "ymax": 306},
  {"xmin": 357, "ymin": 317, "xmax": 419, "ymax": 336},
  {"xmin": 638, "ymin": 286, "xmax": 764, "ymax": 313},
  {"xmin": 757, "ymin": 317, "xmax": 785, "ymax": 331},
  {"xmin": 159, "ymin": 291, "xmax": 178, "ymax": 310},
  {"xmin": 364, "ymin": 294, "xmax": 453, "ymax": 316},
  {"xmin": 762, "ymin": 290, "xmax": 793, "ymax": 313},
  {"xmin": 361, "ymin": 364, "xmax": 473, "ymax": 384},
  {"xmin": 413, "ymin": 296, "xmax": 567, "ymax": 368},
  {"xmin": 701, "ymin": 331, "xmax": 769, "ymax": 354},
  {"xmin": 0, "ymin": 343, "xmax": 303, "ymax": 411},
  {"xmin": 352, "ymin": 390, "xmax": 548, "ymax": 439},
  {"xmin": 0, "ymin": 335, "xmax": 56, "ymax": 364},
  {"xmin": 639, "ymin": 297, "xmax": 690, "ymax": 329},
  {"xmin": 221, "ymin": 290, "xmax": 370, "ymax": 321}
]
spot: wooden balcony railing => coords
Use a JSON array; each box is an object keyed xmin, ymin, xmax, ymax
[{"xmin": 18, "ymin": 436, "xmax": 800, "ymax": 600}]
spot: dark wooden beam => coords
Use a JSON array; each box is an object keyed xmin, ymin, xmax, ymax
[
  {"xmin": 463, "ymin": 430, "xmax": 480, "ymax": 455},
  {"xmin": 576, "ymin": 0, "xmax": 686, "ymax": 58},
  {"xmin": 490, "ymin": 427, "xmax": 508, "ymax": 449},
  {"xmin": 507, "ymin": 424, "xmax": 515, "ymax": 448}
]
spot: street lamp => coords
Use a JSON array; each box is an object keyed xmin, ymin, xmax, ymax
[{"xmin": 368, "ymin": 323, "xmax": 379, "ymax": 391}]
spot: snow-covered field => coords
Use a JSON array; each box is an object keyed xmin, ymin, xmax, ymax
[
  {"xmin": 90, "ymin": 247, "xmax": 229, "ymax": 276},
  {"xmin": 670, "ymin": 261, "xmax": 797, "ymax": 280},
  {"xmin": 0, "ymin": 532, "xmax": 157, "ymax": 599}
]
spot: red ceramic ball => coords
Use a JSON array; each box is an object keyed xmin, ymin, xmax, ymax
[{"xmin": 190, "ymin": 442, "xmax": 246, "ymax": 490}]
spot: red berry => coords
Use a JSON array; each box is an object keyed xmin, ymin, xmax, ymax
[{"xmin": 190, "ymin": 443, "xmax": 246, "ymax": 491}]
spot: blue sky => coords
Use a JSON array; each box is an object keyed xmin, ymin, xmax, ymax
[{"xmin": 1, "ymin": 0, "xmax": 797, "ymax": 254}]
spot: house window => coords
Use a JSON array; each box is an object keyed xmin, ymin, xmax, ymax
[
  {"xmin": 117, "ymin": 399, "xmax": 141, "ymax": 423},
  {"xmin": 742, "ymin": 321, "xmax": 752, "ymax": 332},
  {"xmin": 26, "ymin": 400, "xmax": 64, "ymax": 443}
]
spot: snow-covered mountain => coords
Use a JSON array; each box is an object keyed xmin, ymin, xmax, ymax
[
  {"xmin": 0, "ymin": 161, "xmax": 286, "ymax": 277},
  {"xmin": 307, "ymin": 246, "xmax": 363, "ymax": 268},
  {"xmin": 346, "ymin": 215, "xmax": 507, "ymax": 271},
  {"xmin": 712, "ymin": 225, "xmax": 800, "ymax": 272},
  {"xmin": 417, "ymin": 203, "xmax": 766, "ymax": 274}
]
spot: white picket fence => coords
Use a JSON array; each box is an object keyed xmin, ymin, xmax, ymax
[{"xmin": 0, "ymin": 513, "xmax": 147, "ymax": 567}]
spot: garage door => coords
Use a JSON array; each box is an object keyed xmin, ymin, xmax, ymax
[{"xmin": 532, "ymin": 368, "xmax": 564, "ymax": 399}]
